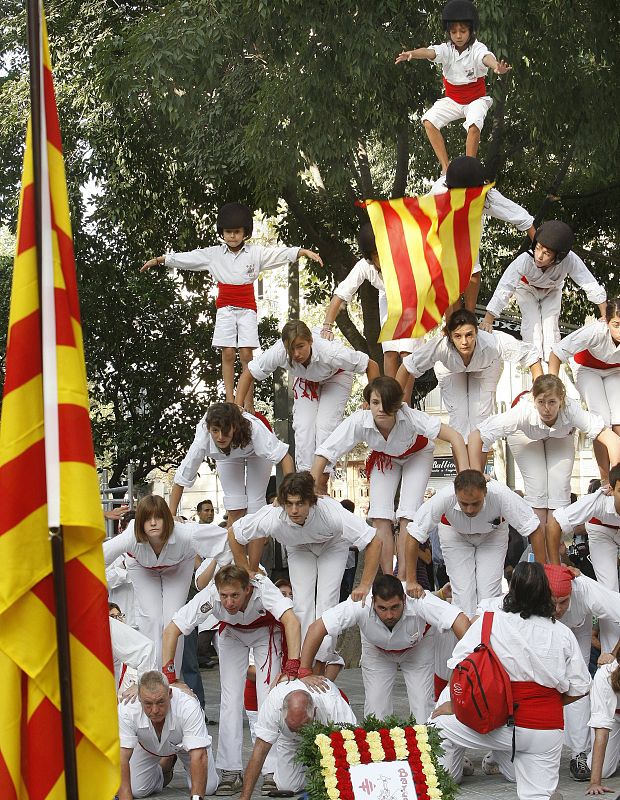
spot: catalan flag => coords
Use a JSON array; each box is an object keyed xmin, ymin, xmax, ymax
[
  {"xmin": 365, "ymin": 185, "xmax": 493, "ymax": 341},
  {"xmin": 0, "ymin": 8, "xmax": 119, "ymax": 799}
]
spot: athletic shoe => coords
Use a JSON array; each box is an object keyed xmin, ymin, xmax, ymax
[
  {"xmin": 261, "ymin": 774, "xmax": 277, "ymax": 795},
  {"xmin": 215, "ymin": 770, "xmax": 243, "ymax": 795},
  {"xmin": 569, "ymin": 752, "xmax": 591, "ymax": 781},
  {"xmin": 482, "ymin": 752, "xmax": 500, "ymax": 775},
  {"xmin": 462, "ymin": 756, "xmax": 474, "ymax": 776}
]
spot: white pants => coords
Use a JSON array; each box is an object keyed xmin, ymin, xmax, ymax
[
  {"xmin": 368, "ymin": 444, "xmax": 435, "ymax": 521},
  {"xmin": 129, "ymin": 743, "xmax": 218, "ymax": 797},
  {"xmin": 573, "ymin": 364, "xmax": 620, "ymax": 426},
  {"xmin": 422, "ymin": 95, "xmax": 493, "ymax": 132},
  {"xmin": 587, "ymin": 522, "xmax": 620, "ymax": 652},
  {"xmin": 273, "ymin": 733, "xmax": 307, "ymax": 793},
  {"xmin": 515, "ymin": 284, "xmax": 562, "ymax": 362},
  {"xmin": 216, "ymin": 626, "xmax": 281, "ymax": 773},
  {"xmin": 216, "ymin": 455, "xmax": 273, "ymax": 513},
  {"xmin": 507, "ymin": 430, "xmax": 575, "ymax": 509},
  {"xmin": 436, "ymin": 359, "xmax": 503, "ymax": 440},
  {"xmin": 292, "ymin": 370, "xmax": 354, "ymax": 471},
  {"xmin": 128, "ymin": 556, "xmax": 196, "ymax": 671},
  {"xmin": 212, "ymin": 306, "xmax": 259, "ymax": 348},
  {"xmin": 564, "ymin": 620, "xmax": 593, "ymax": 757},
  {"xmin": 361, "ymin": 635, "xmax": 435, "ymax": 722},
  {"xmin": 439, "ymin": 522, "xmax": 509, "ymax": 616},
  {"xmin": 588, "ymin": 717, "xmax": 620, "ymax": 779},
  {"xmin": 434, "ymin": 714, "xmax": 563, "ymax": 800},
  {"xmin": 287, "ymin": 538, "xmax": 351, "ymax": 662}
]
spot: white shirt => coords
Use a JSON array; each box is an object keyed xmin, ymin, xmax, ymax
[
  {"xmin": 254, "ymin": 679, "xmax": 357, "ymax": 744},
  {"xmin": 103, "ymin": 521, "xmax": 230, "ymax": 568},
  {"xmin": 589, "ymin": 663, "xmax": 620, "ymax": 730},
  {"xmin": 553, "ymin": 488, "xmax": 620, "ymax": 534},
  {"xmin": 174, "ymin": 412, "xmax": 288, "ymax": 489},
  {"xmin": 248, "ymin": 334, "xmax": 369, "ymax": 383},
  {"xmin": 315, "ymin": 406, "xmax": 441, "ymax": 464},
  {"xmin": 109, "ymin": 618, "xmax": 157, "ymax": 688},
  {"xmin": 118, "ymin": 686, "xmax": 210, "ymax": 753},
  {"xmin": 334, "ymin": 258, "xmax": 390, "ymax": 324},
  {"xmin": 553, "ymin": 320, "xmax": 620, "ymax": 373},
  {"xmin": 233, "ymin": 496, "xmax": 376, "ymax": 550},
  {"xmin": 172, "ymin": 574, "xmax": 293, "ymax": 635},
  {"xmin": 429, "ymin": 40, "xmax": 492, "ymax": 85},
  {"xmin": 402, "ymin": 329, "xmax": 539, "ymax": 378},
  {"xmin": 164, "ymin": 242, "xmax": 300, "ymax": 285},
  {"xmin": 407, "ymin": 480, "xmax": 540, "ymax": 543},
  {"xmin": 477, "ymin": 395, "xmax": 605, "ymax": 451},
  {"xmin": 322, "ymin": 593, "xmax": 461, "ymax": 651},
  {"xmin": 486, "ymin": 251, "xmax": 606, "ymax": 319},
  {"xmin": 449, "ymin": 608, "xmax": 591, "ymax": 695}
]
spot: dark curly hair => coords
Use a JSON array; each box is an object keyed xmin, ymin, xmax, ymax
[
  {"xmin": 205, "ymin": 403, "xmax": 252, "ymax": 450},
  {"xmin": 502, "ymin": 562, "xmax": 556, "ymax": 620}
]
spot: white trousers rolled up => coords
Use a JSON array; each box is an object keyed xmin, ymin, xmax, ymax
[
  {"xmin": 129, "ymin": 743, "xmax": 218, "ymax": 798},
  {"xmin": 587, "ymin": 522, "xmax": 620, "ymax": 652},
  {"xmin": 361, "ymin": 635, "xmax": 435, "ymax": 723},
  {"xmin": 514, "ymin": 284, "xmax": 562, "ymax": 362},
  {"xmin": 573, "ymin": 363, "xmax": 620, "ymax": 427},
  {"xmin": 436, "ymin": 359, "xmax": 503, "ymax": 440},
  {"xmin": 368, "ymin": 444, "xmax": 435, "ymax": 522},
  {"xmin": 215, "ymin": 455, "xmax": 273, "ymax": 513},
  {"xmin": 507, "ymin": 430, "xmax": 575, "ymax": 509},
  {"xmin": 438, "ymin": 522, "xmax": 509, "ymax": 616}
]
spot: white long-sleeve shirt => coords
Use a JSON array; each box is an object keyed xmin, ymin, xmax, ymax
[
  {"xmin": 552, "ymin": 320, "xmax": 620, "ymax": 374},
  {"xmin": 109, "ymin": 617, "xmax": 157, "ymax": 688},
  {"xmin": 333, "ymin": 258, "xmax": 390, "ymax": 324},
  {"xmin": 248, "ymin": 334, "xmax": 369, "ymax": 383},
  {"xmin": 103, "ymin": 521, "xmax": 230, "ymax": 568},
  {"xmin": 429, "ymin": 40, "xmax": 492, "ymax": 85},
  {"xmin": 486, "ymin": 251, "xmax": 606, "ymax": 319},
  {"xmin": 322, "ymin": 593, "xmax": 461, "ymax": 651},
  {"xmin": 407, "ymin": 480, "xmax": 540, "ymax": 543},
  {"xmin": 164, "ymin": 242, "xmax": 300, "ymax": 285},
  {"xmin": 402, "ymin": 329, "xmax": 539, "ymax": 379},
  {"xmin": 233, "ymin": 496, "xmax": 376, "ymax": 550},
  {"xmin": 477, "ymin": 395, "xmax": 605, "ymax": 451},
  {"xmin": 589, "ymin": 663, "xmax": 620, "ymax": 730},
  {"xmin": 449, "ymin": 608, "xmax": 591, "ymax": 695},
  {"xmin": 174, "ymin": 412, "xmax": 288, "ymax": 489},
  {"xmin": 315, "ymin": 405, "xmax": 441, "ymax": 464},
  {"xmin": 553, "ymin": 488, "xmax": 620, "ymax": 534}
]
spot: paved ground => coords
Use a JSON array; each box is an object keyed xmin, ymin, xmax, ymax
[{"xmin": 157, "ymin": 665, "xmax": 612, "ymax": 800}]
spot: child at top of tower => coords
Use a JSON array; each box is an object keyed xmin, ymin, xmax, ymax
[
  {"xmin": 141, "ymin": 202, "xmax": 322, "ymax": 412},
  {"xmin": 395, "ymin": 0, "xmax": 511, "ymax": 174}
]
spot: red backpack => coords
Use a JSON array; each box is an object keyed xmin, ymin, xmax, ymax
[{"xmin": 449, "ymin": 612, "xmax": 515, "ymax": 734}]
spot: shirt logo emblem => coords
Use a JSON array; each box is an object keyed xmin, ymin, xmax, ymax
[{"xmin": 200, "ymin": 602, "xmax": 213, "ymax": 614}]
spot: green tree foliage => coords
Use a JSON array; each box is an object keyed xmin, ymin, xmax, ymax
[{"xmin": 0, "ymin": 0, "xmax": 618, "ymax": 478}]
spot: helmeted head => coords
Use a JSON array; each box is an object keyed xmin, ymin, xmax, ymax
[
  {"xmin": 531, "ymin": 221, "xmax": 574, "ymax": 266},
  {"xmin": 216, "ymin": 202, "xmax": 253, "ymax": 239},
  {"xmin": 445, "ymin": 156, "xmax": 486, "ymax": 189},
  {"xmin": 358, "ymin": 222, "xmax": 379, "ymax": 266},
  {"xmin": 442, "ymin": 0, "xmax": 478, "ymax": 47}
]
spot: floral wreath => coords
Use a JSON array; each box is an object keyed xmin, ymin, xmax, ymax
[{"xmin": 296, "ymin": 715, "xmax": 458, "ymax": 800}]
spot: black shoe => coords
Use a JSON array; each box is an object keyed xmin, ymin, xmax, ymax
[
  {"xmin": 569, "ymin": 752, "xmax": 591, "ymax": 781},
  {"xmin": 199, "ymin": 658, "xmax": 215, "ymax": 669}
]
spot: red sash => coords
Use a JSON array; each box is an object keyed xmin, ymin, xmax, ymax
[
  {"xmin": 590, "ymin": 517, "xmax": 620, "ymax": 530},
  {"xmin": 216, "ymin": 282, "xmax": 257, "ymax": 311},
  {"xmin": 218, "ymin": 612, "xmax": 286, "ymax": 684},
  {"xmin": 434, "ymin": 674, "xmax": 449, "ymax": 701},
  {"xmin": 293, "ymin": 369, "xmax": 344, "ymax": 403},
  {"xmin": 442, "ymin": 76, "xmax": 487, "ymax": 104},
  {"xmin": 365, "ymin": 437, "xmax": 429, "ymax": 477},
  {"xmin": 126, "ymin": 553, "xmax": 175, "ymax": 571},
  {"xmin": 511, "ymin": 390, "xmax": 529, "ymax": 408},
  {"xmin": 574, "ymin": 350, "xmax": 617, "ymax": 370},
  {"xmin": 510, "ymin": 681, "xmax": 563, "ymax": 730}
]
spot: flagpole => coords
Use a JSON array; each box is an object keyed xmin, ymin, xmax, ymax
[{"xmin": 26, "ymin": 1, "xmax": 80, "ymax": 797}]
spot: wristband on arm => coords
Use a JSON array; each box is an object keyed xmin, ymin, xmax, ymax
[
  {"xmin": 297, "ymin": 667, "xmax": 314, "ymax": 679},
  {"xmin": 282, "ymin": 658, "xmax": 301, "ymax": 678},
  {"xmin": 162, "ymin": 659, "xmax": 177, "ymax": 684}
]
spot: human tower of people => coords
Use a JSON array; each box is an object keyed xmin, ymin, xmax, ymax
[{"xmin": 105, "ymin": 3, "xmax": 620, "ymax": 799}]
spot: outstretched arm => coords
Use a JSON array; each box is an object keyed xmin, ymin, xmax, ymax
[
  {"xmin": 587, "ymin": 728, "xmax": 613, "ymax": 795},
  {"xmin": 140, "ymin": 254, "xmax": 166, "ymax": 272},
  {"xmin": 300, "ymin": 617, "xmax": 329, "ymax": 671},
  {"xmin": 366, "ymin": 359, "xmax": 381, "ymax": 382},
  {"xmin": 437, "ymin": 423, "xmax": 469, "ymax": 472},
  {"xmin": 161, "ymin": 621, "xmax": 183, "ymax": 680},
  {"xmin": 395, "ymin": 47, "xmax": 437, "ymax": 64},
  {"xmin": 235, "ymin": 368, "xmax": 254, "ymax": 408},
  {"xmin": 321, "ymin": 296, "xmax": 344, "ymax": 340},
  {"xmin": 239, "ymin": 739, "xmax": 273, "ymax": 800},
  {"xmin": 279, "ymin": 608, "xmax": 301, "ymax": 660},
  {"xmin": 298, "ymin": 248, "xmax": 323, "ymax": 267},
  {"xmin": 467, "ymin": 429, "xmax": 488, "ymax": 472},
  {"xmin": 548, "ymin": 352, "xmax": 562, "ymax": 376},
  {"xmin": 482, "ymin": 54, "xmax": 512, "ymax": 74},
  {"xmin": 188, "ymin": 748, "xmax": 208, "ymax": 797},
  {"xmin": 352, "ymin": 535, "xmax": 382, "ymax": 604},
  {"xmin": 405, "ymin": 535, "xmax": 424, "ymax": 599}
]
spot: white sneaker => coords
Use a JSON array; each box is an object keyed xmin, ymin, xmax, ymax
[
  {"xmin": 482, "ymin": 752, "xmax": 500, "ymax": 775},
  {"xmin": 462, "ymin": 756, "xmax": 474, "ymax": 776}
]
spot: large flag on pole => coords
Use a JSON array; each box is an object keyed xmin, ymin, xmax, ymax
[
  {"xmin": 364, "ymin": 185, "xmax": 493, "ymax": 341},
  {"xmin": 0, "ymin": 7, "xmax": 119, "ymax": 799}
]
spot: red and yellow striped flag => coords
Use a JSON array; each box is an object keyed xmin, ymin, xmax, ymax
[
  {"xmin": 0, "ymin": 9, "xmax": 120, "ymax": 799},
  {"xmin": 365, "ymin": 185, "xmax": 493, "ymax": 341}
]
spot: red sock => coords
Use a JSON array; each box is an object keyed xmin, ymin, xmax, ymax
[{"xmin": 244, "ymin": 678, "xmax": 258, "ymax": 711}]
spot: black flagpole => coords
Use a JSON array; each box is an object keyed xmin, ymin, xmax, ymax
[{"xmin": 26, "ymin": 1, "xmax": 80, "ymax": 797}]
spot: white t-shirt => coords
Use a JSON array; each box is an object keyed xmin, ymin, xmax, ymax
[
  {"xmin": 553, "ymin": 320, "xmax": 620, "ymax": 374},
  {"xmin": 165, "ymin": 242, "xmax": 300, "ymax": 285},
  {"xmin": 233, "ymin": 496, "xmax": 376, "ymax": 550},
  {"xmin": 172, "ymin": 574, "xmax": 293, "ymax": 635},
  {"xmin": 429, "ymin": 40, "xmax": 492, "ymax": 85},
  {"xmin": 589, "ymin": 662, "xmax": 620, "ymax": 730},
  {"xmin": 553, "ymin": 488, "xmax": 620, "ymax": 534},
  {"xmin": 254, "ymin": 679, "xmax": 357, "ymax": 744},
  {"xmin": 109, "ymin": 618, "xmax": 157, "ymax": 688},
  {"xmin": 407, "ymin": 480, "xmax": 540, "ymax": 543},
  {"xmin": 322, "ymin": 592, "xmax": 461, "ymax": 650},
  {"xmin": 118, "ymin": 686, "xmax": 211, "ymax": 753},
  {"xmin": 174, "ymin": 412, "xmax": 288, "ymax": 488}
]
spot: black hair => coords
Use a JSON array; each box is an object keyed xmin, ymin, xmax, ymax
[
  {"xmin": 362, "ymin": 376, "xmax": 403, "ymax": 415},
  {"xmin": 341, "ymin": 499, "xmax": 355, "ymax": 513},
  {"xmin": 605, "ymin": 298, "xmax": 620, "ymax": 322},
  {"xmin": 453, "ymin": 469, "xmax": 487, "ymax": 494},
  {"xmin": 502, "ymin": 562, "xmax": 556, "ymax": 620},
  {"xmin": 372, "ymin": 574, "xmax": 405, "ymax": 601},
  {"xmin": 444, "ymin": 309, "xmax": 479, "ymax": 339},
  {"xmin": 197, "ymin": 499, "xmax": 214, "ymax": 512},
  {"xmin": 610, "ymin": 464, "xmax": 620, "ymax": 490},
  {"xmin": 277, "ymin": 471, "xmax": 318, "ymax": 507}
]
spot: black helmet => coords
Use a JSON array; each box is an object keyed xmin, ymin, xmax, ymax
[
  {"xmin": 445, "ymin": 156, "xmax": 486, "ymax": 188},
  {"xmin": 533, "ymin": 221, "xmax": 574, "ymax": 262},
  {"xmin": 216, "ymin": 203, "xmax": 253, "ymax": 238},
  {"xmin": 358, "ymin": 222, "xmax": 377, "ymax": 260},
  {"xmin": 442, "ymin": 0, "xmax": 478, "ymax": 29}
]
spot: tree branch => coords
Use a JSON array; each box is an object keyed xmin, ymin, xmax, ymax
[
  {"xmin": 356, "ymin": 140, "xmax": 374, "ymax": 199},
  {"xmin": 391, "ymin": 117, "xmax": 409, "ymax": 198},
  {"xmin": 484, "ymin": 82, "xmax": 506, "ymax": 179},
  {"xmin": 556, "ymin": 182, "xmax": 620, "ymax": 202}
]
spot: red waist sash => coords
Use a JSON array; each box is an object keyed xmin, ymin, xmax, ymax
[
  {"xmin": 442, "ymin": 76, "xmax": 487, "ymax": 104},
  {"xmin": 126, "ymin": 553, "xmax": 176, "ymax": 571},
  {"xmin": 216, "ymin": 282, "xmax": 257, "ymax": 311},
  {"xmin": 293, "ymin": 369, "xmax": 344, "ymax": 403},
  {"xmin": 511, "ymin": 681, "xmax": 563, "ymax": 730},
  {"xmin": 219, "ymin": 612, "xmax": 286, "ymax": 683},
  {"xmin": 589, "ymin": 517, "xmax": 620, "ymax": 530},
  {"xmin": 434, "ymin": 674, "xmax": 449, "ymax": 701},
  {"xmin": 574, "ymin": 350, "xmax": 617, "ymax": 370},
  {"xmin": 365, "ymin": 437, "xmax": 429, "ymax": 476}
]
